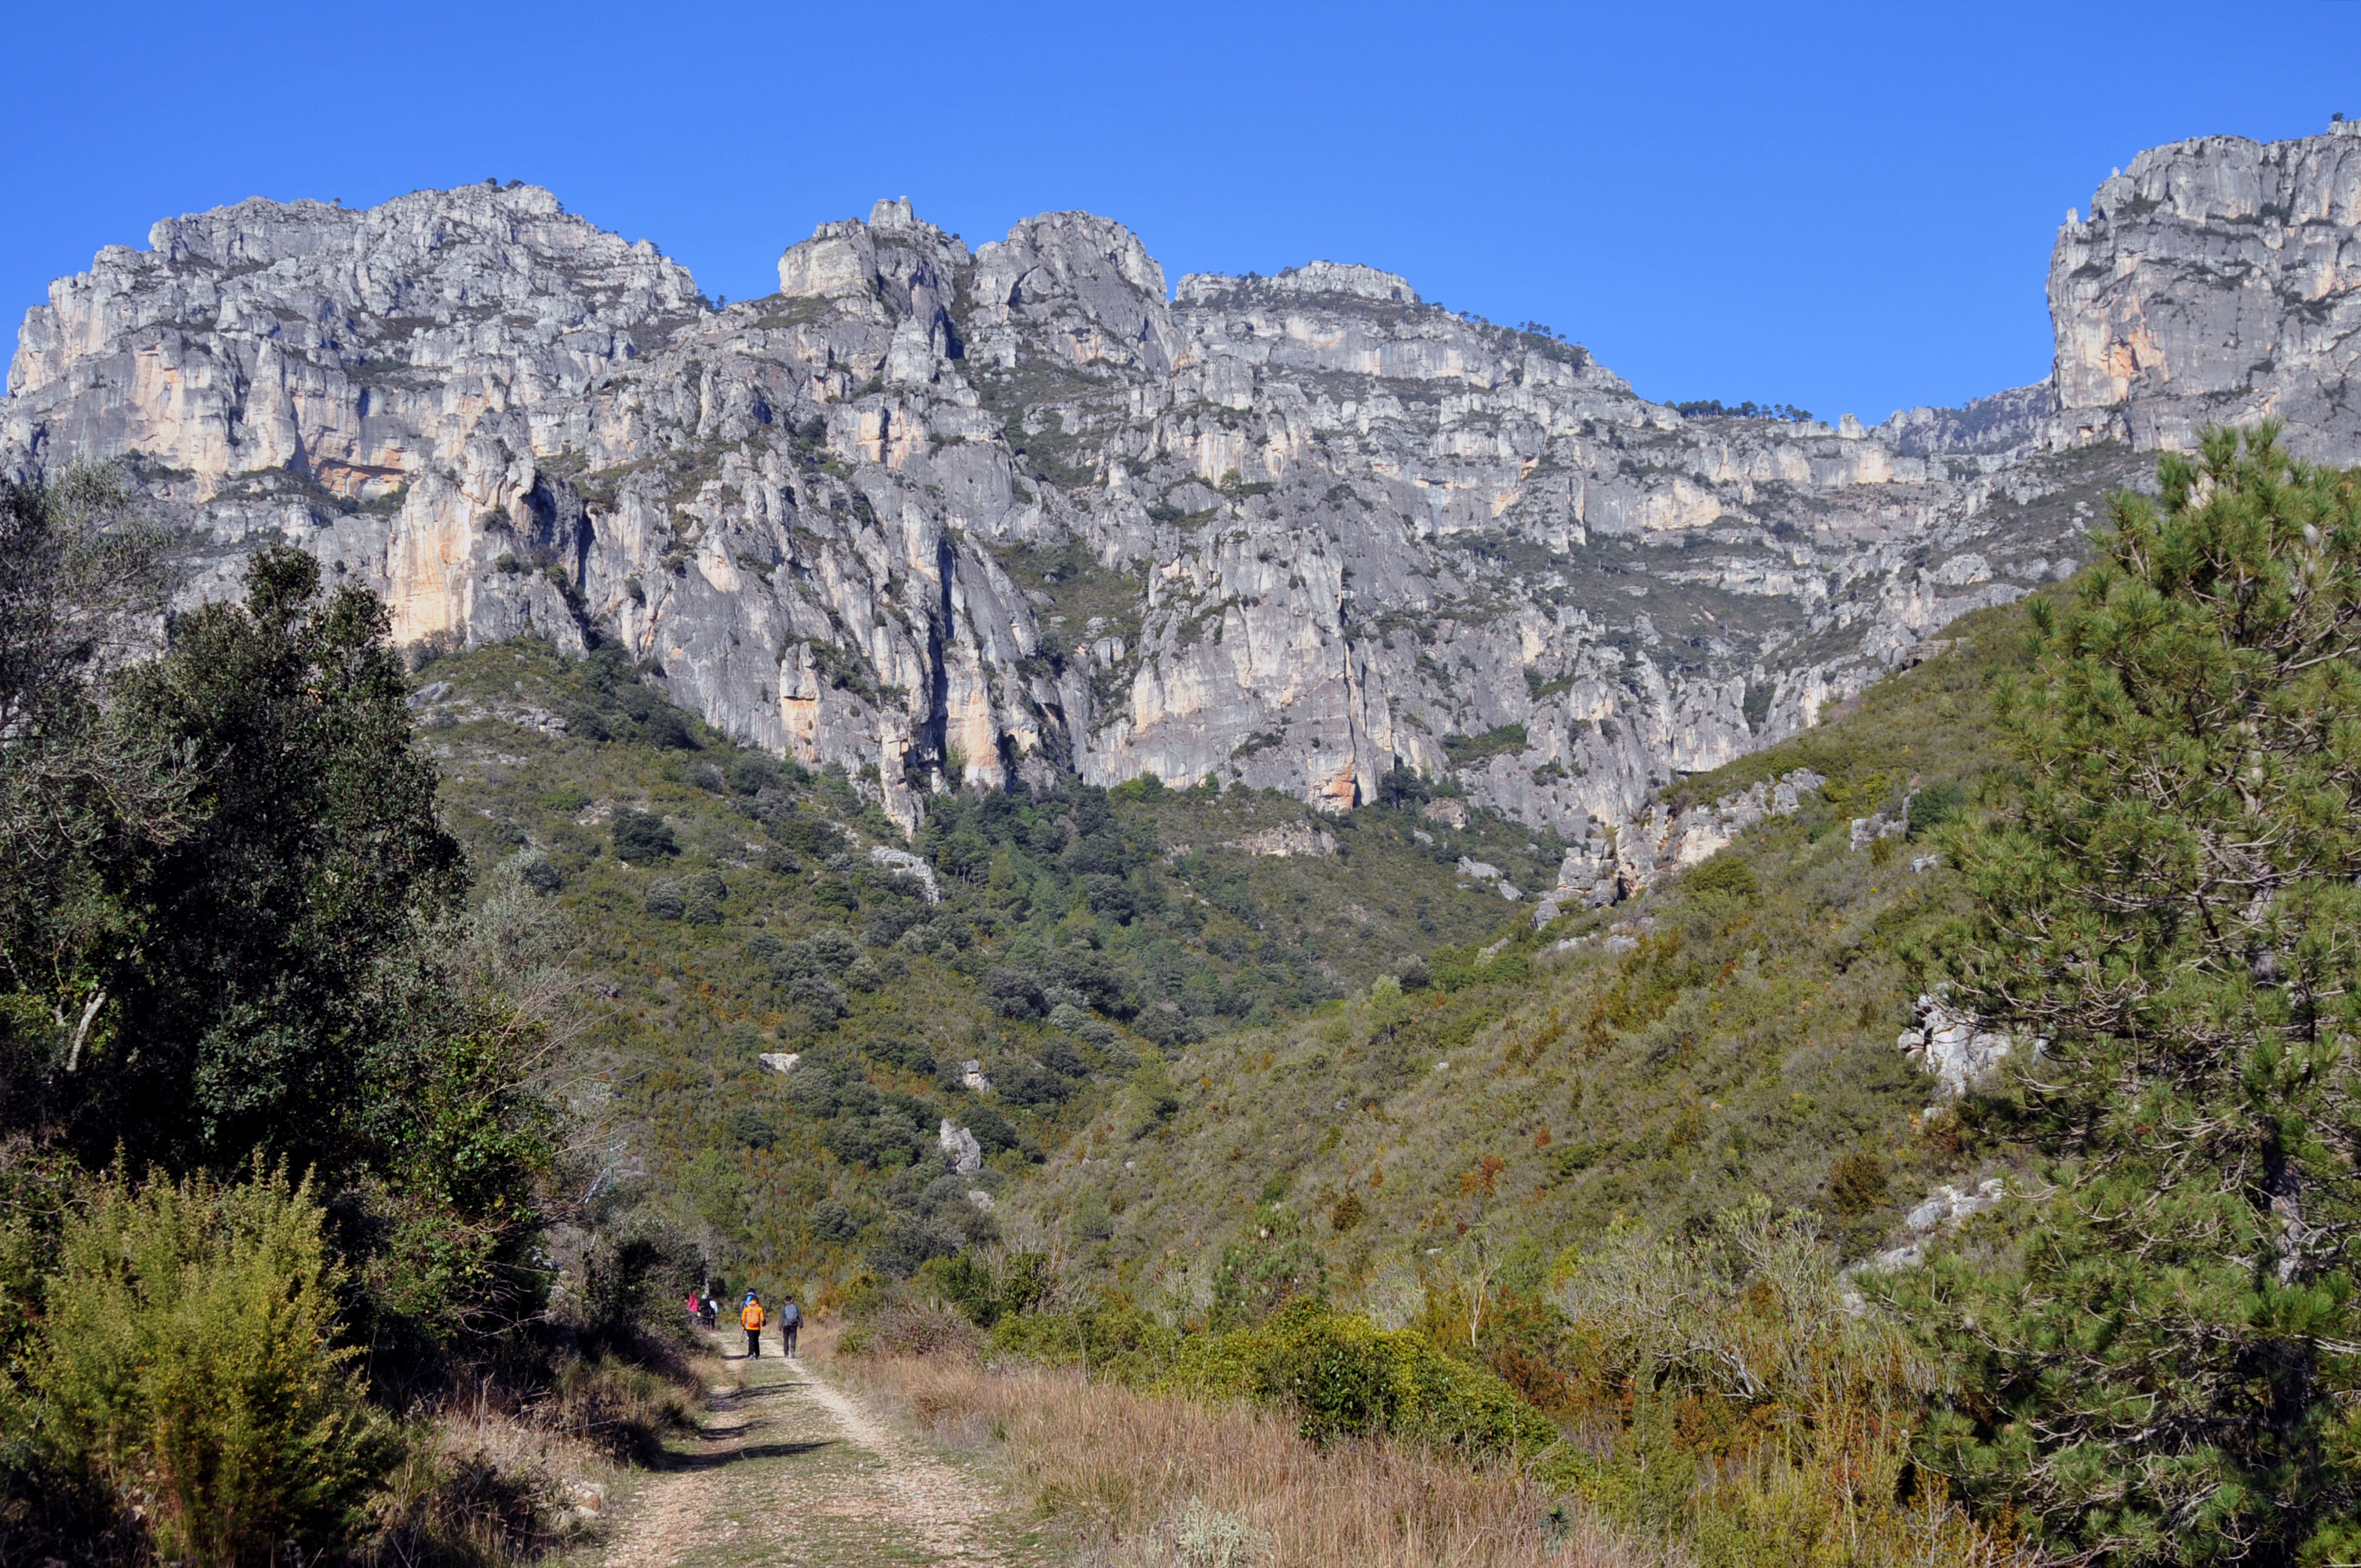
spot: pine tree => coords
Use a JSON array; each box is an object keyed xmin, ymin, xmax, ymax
[{"xmin": 1900, "ymin": 427, "xmax": 2361, "ymax": 1564}]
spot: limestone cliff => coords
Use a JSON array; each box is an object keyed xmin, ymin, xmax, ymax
[
  {"xmin": 2048, "ymin": 121, "xmax": 2361, "ymax": 463},
  {"xmin": 12, "ymin": 133, "xmax": 2343, "ymax": 838}
]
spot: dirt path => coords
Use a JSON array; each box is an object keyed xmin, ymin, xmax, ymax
[{"xmin": 594, "ymin": 1336, "xmax": 1024, "ymax": 1568}]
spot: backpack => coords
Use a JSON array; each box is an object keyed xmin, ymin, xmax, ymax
[
  {"xmin": 741, "ymin": 1300, "xmax": 765, "ymax": 1330},
  {"xmin": 782, "ymin": 1301, "xmax": 802, "ymax": 1327}
]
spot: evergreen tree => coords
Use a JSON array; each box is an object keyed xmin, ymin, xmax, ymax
[
  {"xmin": 1901, "ymin": 428, "xmax": 2361, "ymax": 1564},
  {"xmin": 74, "ymin": 545, "xmax": 468, "ymax": 1174},
  {"xmin": 0, "ymin": 467, "xmax": 188, "ymax": 1123}
]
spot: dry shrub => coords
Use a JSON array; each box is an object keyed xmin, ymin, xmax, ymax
[
  {"xmin": 837, "ymin": 1297, "xmax": 983, "ymax": 1361},
  {"xmin": 364, "ymin": 1413, "xmax": 565, "ymax": 1567},
  {"xmin": 360, "ymin": 1363, "xmax": 660, "ymax": 1566},
  {"xmin": 838, "ymin": 1353, "xmax": 1666, "ymax": 1568},
  {"xmin": 1550, "ymin": 1201, "xmax": 2029, "ymax": 1567},
  {"xmin": 547, "ymin": 1353, "xmax": 698, "ymax": 1464},
  {"xmin": 361, "ymin": 1344, "xmax": 704, "ymax": 1566}
]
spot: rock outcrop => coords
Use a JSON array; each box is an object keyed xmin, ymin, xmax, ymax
[
  {"xmin": 1898, "ymin": 990, "xmax": 2020, "ymax": 1102},
  {"xmin": 938, "ymin": 1119, "xmax": 984, "ymax": 1174},
  {"xmin": 2047, "ymin": 121, "xmax": 2361, "ymax": 463},
  {"xmin": 15, "ymin": 130, "xmax": 2356, "ymax": 836}
]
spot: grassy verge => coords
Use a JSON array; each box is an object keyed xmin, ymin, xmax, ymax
[{"xmin": 830, "ymin": 1346, "xmax": 1659, "ymax": 1567}]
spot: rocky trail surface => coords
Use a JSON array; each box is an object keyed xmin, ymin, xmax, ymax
[{"xmin": 594, "ymin": 1339, "xmax": 1039, "ymax": 1568}]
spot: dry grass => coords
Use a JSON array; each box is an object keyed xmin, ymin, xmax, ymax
[
  {"xmin": 834, "ymin": 1350, "xmax": 1670, "ymax": 1568},
  {"xmin": 364, "ymin": 1396, "xmax": 599, "ymax": 1566},
  {"xmin": 361, "ymin": 1348, "xmax": 711, "ymax": 1567}
]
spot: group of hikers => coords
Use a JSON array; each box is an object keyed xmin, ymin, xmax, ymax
[{"xmin": 687, "ymin": 1285, "xmax": 800, "ymax": 1358}]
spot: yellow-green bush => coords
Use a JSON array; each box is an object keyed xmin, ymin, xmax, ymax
[
  {"xmin": 982, "ymin": 1294, "xmax": 1548, "ymax": 1457},
  {"xmin": 987, "ymin": 1290, "xmax": 1177, "ymax": 1378},
  {"xmin": 34, "ymin": 1163, "xmax": 388, "ymax": 1566},
  {"xmin": 1544, "ymin": 1202, "xmax": 2016, "ymax": 1566},
  {"xmin": 1160, "ymin": 1302, "xmax": 1554, "ymax": 1457}
]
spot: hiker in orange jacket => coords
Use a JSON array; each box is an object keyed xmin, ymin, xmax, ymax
[{"xmin": 740, "ymin": 1291, "xmax": 766, "ymax": 1358}]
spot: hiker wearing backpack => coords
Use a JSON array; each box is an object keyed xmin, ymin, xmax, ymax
[
  {"xmin": 779, "ymin": 1294, "xmax": 802, "ymax": 1358},
  {"xmin": 740, "ymin": 1291, "xmax": 766, "ymax": 1358}
]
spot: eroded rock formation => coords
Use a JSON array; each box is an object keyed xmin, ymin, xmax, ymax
[
  {"xmin": 11, "ymin": 127, "xmax": 2357, "ymax": 835},
  {"xmin": 2048, "ymin": 121, "xmax": 2361, "ymax": 463}
]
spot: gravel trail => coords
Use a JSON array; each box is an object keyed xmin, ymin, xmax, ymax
[{"xmin": 592, "ymin": 1336, "xmax": 1020, "ymax": 1568}]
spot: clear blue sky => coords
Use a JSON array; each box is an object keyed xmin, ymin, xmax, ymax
[{"xmin": 7, "ymin": 1, "xmax": 2358, "ymax": 423}]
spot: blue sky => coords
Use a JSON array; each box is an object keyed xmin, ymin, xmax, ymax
[{"xmin": 6, "ymin": 1, "xmax": 2357, "ymax": 423}]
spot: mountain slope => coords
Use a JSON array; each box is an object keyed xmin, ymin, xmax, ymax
[
  {"xmin": 996, "ymin": 589, "xmax": 2042, "ymax": 1310},
  {"xmin": 412, "ymin": 640, "xmax": 1552, "ymax": 1299}
]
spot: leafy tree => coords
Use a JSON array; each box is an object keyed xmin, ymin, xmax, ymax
[
  {"xmin": 1900, "ymin": 428, "xmax": 2361, "ymax": 1564},
  {"xmin": 0, "ymin": 467, "xmax": 188, "ymax": 1115},
  {"xmin": 59, "ymin": 547, "xmax": 467, "ymax": 1177}
]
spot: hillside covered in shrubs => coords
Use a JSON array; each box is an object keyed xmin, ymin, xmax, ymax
[
  {"xmin": 412, "ymin": 637, "xmax": 1552, "ymax": 1303},
  {"xmin": 13, "ymin": 427, "xmax": 2361, "ymax": 1568},
  {"xmin": 858, "ymin": 430, "xmax": 2361, "ymax": 1568}
]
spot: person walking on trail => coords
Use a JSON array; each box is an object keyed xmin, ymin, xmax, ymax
[
  {"xmin": 740, "ymin": 1291, "xmax": 766, "ymax": 1358},
  {"xmin": 701, "ymin": 1291, "xmax": 718, "ymax": 1329},
  {"xmin": 779, "ymin": 1294, "xmax": 802, "ymax": 1359}
]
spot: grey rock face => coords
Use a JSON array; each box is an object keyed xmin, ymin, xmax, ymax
[
  {"xmin": 15, "ymin": 150, "xmax": 2310, "ymax": 840},
  {"xmin": 1898, "ymin": 991, "xmax": 2018, "ymax": 1102},
  {"xmin": 1575, "ymin": 767, "xmax": 1826, "ymax": 918},
  {"xmin": 1230, "ymin": 823, "xmax": 1336, "ymax": 857},
  {"xmin": 1879, "ymin": 384, "xmax": 2052, "ymax": 460},
  {"xmin": 2047, "ymin": 121, "xmax": 2361, "ymax": 464},
  {"xmin": 937, "ymin": 1118, "xmax": 984, "ymax": 1174},
  {"xmin": 1867, "ymin": 1177, "xmax": 2006, "ymax": 1273}
]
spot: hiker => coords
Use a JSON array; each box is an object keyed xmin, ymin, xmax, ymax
[
  {"xmin": 779, "ymin": 1294, "xmax": 802, "ymax": 1358},
  {"xmin": 686, "ymin": 1288, "xmax": 701, "ymax": 1328},
  {"xmin": 701, "ymin": 1291, "xmax": 718, "ymax": 1329},
  {"xmin": 740, "ymin": 1291, "xmax": 766, "ymax": 1358}
]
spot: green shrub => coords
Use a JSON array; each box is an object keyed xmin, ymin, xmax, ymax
[
  {"xmin": 1684, "ymin": 856, "xmax": 1758, "ymax": 901},
  {"xmin": 1902, "ymin": 778, "xmax": 1964, "ymax": 841},
  {"xmin": 1206, "ymin": 1215, "xmax": 1324, "ymax": 1330},
  {"xmin": 1160, "ymin": 1303, "xmax": 1553, "ymax": 1457},
  {"xmin": 610, "ymin": 808, "xmax": 677, "ymax": 860},
  {"xmin": 990, "ymin": 1293, "xmax": 1177, "ymax": 1378},
  {"xmin": 34, "ymin": 1163, "xmax": 388, "ymax": 1565},
  {"xmin": 932, "ymin": 1249, "xmax": 1052, "ymax": 1327}
]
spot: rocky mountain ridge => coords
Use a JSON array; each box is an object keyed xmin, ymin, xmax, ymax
[
  {"xmin": 8, "ymin": 123, "xmax": 2357, "ymax": 842},
  {"xmin": 2048, "ymin": 120, "xmax": 2361, "ymax": 463}
]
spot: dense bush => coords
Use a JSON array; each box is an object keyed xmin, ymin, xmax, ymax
[
  {"xmin": 1543, "ymin": 1201, "xmax": 2008, "ymax": 1564},
  {"xmin": 34, "ymin": 1165, "xmax": 388, "ymax": 1566},
  {"xmin": 1166, "ymin": 1301, "xmax": 1555, "ymax": 1456},
  {"xmin": 611, "ymin": 808, "xmax": 678, "ymax": 861}
]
